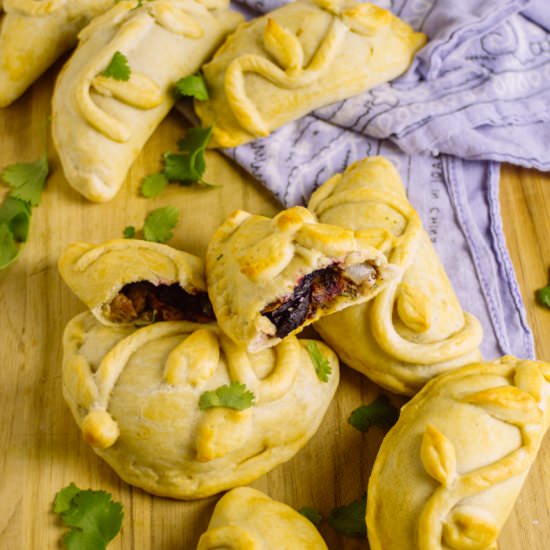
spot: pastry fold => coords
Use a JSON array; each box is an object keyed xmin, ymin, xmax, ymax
[
  {"xmin": 52, "ymin": 0, "xmax": 242, "ymax": 202},
  {"xmin": 58, "ymin": 238, "xmax": 214, "ymax": 326},
  {"xmin": 62, "ymin": 312, "xmax": 339, "ymax": 498},
  {"xmin": 366, "ymin": 356, "xmax": 550, "ymax": 550},
  {"xmin": 194, "ymin": 0, "xmax": 426, "ymax": 147},
  {"xmin": 0, "ymin": 0, "xmax": 113, "ymax": 107},
  {"xmin": 308, "ymin": 156, "xmax": 483, "ymax": 395},
  {"xmin": 206, "ymin": 205, "xmax": 398, "ymax": 352},
  {"xmin": 197, "ymin": 486, "xmax": 328, "ymax": 549}
]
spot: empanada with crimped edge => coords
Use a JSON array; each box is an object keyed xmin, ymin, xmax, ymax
[
  {"xmin": 62, "ymin": 311, "xmax": 339, "ymax": 498},
  {"xmin": 197, "ymin": 486, "xmax": 328, "ymax": 549},
  {"xmin": 0, "ymin": 0, "xmax": 113, "ymax": 107},
  {"xmin": 206, "ymin": 205, "xmax": 399, "ymax": 352},
  {"xmin": 367, "ymin": 356, "xmax": 550, "ymax": 550},
  {"xmin": 58, "ymin": 238, "xmax": 214, "ymax": 326},
  {"xmin": 194, "ymin": 0, "xmax": 426, "ymax": 147},
  {"xmin": 52, "ymin": 0, "xmax": 242, "ymax": 202},
  {"xmin": 308, "ymin": 156, "xmax": 483, "ymax": 395}
]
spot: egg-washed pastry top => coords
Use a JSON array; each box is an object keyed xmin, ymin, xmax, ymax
[
  {"xmin": 58, "ymin": 238, "xmax": 214, "ymax": 326},
  {"xmin": 194, "ymin": 0, "xmax": 426, "ymax": 147},
  {"xmin": 206, "ymin": 205, "xmax": 398, "ymax": 352},
  {"xmin": 62, "ymin": 312, "xmax": 339, "ymax": 498},
  {"xmin": 309, "ymin": 156, "xmax": 483, "ymax": 395},
  {"xmin": 197, "ymin": 486, "xmax": 328, "ymax": 549},
  {"xmin": 52, "ymin": 0, "xmax": 242, "ymax": 202},
  {"xmin": 0, "ymin": 0, "xmax": 113, "ymax": 107},
  {"xmin": 367, "ymin": 356, "xmax": 550, "ymax": 550}
]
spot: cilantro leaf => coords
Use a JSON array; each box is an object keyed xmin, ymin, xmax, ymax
[
  {"xmin": 327, "ymin": 495, "xmax": 366, "ymax": 538},
  {"xmin": 174, "ymin": 74, "xmax": 209, "ymax": 100},
  {"xmin": 141, "ymin": 172, "xmax": 168, "ymax": 198},
  {"xmin": 0, "ymin": 223, "xmax": 20, "ymax": 269},
  {"xmin": 122, "ymin": 226, "xmax": 135, "ymax": 239},
  {"xmin": 0, "ymin": 196, "xmax": 32, "ymax": 242},
  {"xmin": 101, "ymin": 51, "xmax": 131, "ymax": 81},
  {"xmin": 536, "ymin": 286, "xmax": 550, "ymax": 308},
  {"xmin": 306, "ymin": 341, "xmax": 332, "ymax": 382},
  {"xmin": 142, "ymin": 206, "xmax": 179, "ymax": 243},
  {"xmin": 177, "ymin": 126, "xmax": 212, "ymax": 156},
  {"xmin": 54, "ymin": 483, "xmax": 123, "ymax": 550},
  {"xmin": 348, "ymin": 395, "xmax": 399, "ymax": 433},
  {"xmin": 298, "ymin": 507, "xmax": 323, "ymax": 527},
  {"xmin": 1, "ymin": 153, "xmax": 48, "ymax": 206},
  {"xmin": 199, "ymin": 381, "xmax": 255, "ymax": 411}
]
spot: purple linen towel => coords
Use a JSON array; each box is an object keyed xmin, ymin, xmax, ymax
[{"xmin": 215, "ymin": 0, "xmax": 549, "ymax": 360}]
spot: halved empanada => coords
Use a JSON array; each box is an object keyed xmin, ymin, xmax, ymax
[
  {"xmin": 309, "ymin": 157, "xmax": 483, "ymax": 395},
  {"xmin": 194, "ymin": 0, "xmax": 426, "ymax": 147},
  {"xmin": 58, "ymin": 238, "xmax": 214, "ymax": 326},
  {"xmin": 62, "ymin": 312, "xmax": 339, "ymax": 498},
  {"xmin": 206, "ymin": 205, "xmax": 398, "ymax": 352},
  {"xmin": 197, "ymin": 487, "xmax": 328, "ymax": 549},
  {"xmin": 0, "ymin": 0, "xmax": 113, "ymax": 107},
  {"xmin": 367, "ymin": 356, "xmax": 550, "ymax": 550},
  {"xmin": 52, "ymin": 0, "xmax": 242, "ymax": 202}
]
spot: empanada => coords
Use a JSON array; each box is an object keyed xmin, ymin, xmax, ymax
[
  {"xmin": 197, "ymin": 487, "xmax": 328, "ymax": 549},
  {"xmin": 58, "ymin": 238, "xmax": 214, "ymax": 326},
  {"xmin": 52, "ymin": 0, "xmax": 242, "ymax": 202},
  {"xmin": 194, "ymin": 0, "xmax": 426, "ymax": 147},
  {"xmin": 62, "ymin": 312, "xmax": 339, "ymax": 498},
  {"xmin": 0, "ymin": 0, "xmax": 113, "ymax": 107},
  {"xmin": 206, "ymin": 205, "xmax": 398, "ymax": 352},
  {"xmin": 367, "ymin": 356, "xmax": 550, "ymax": 550},
  {"xmin": 308, "ymin": 157, "xmax": 483, "ymax": 395}
]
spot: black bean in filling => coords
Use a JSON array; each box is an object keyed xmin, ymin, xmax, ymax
[
  {"xmin": 108, "ymin": 281, "xmax": 215, "ymax": 324},
  {"xmin": 261, "ymin": 265, "xmax": 359, "ymax": 340}
]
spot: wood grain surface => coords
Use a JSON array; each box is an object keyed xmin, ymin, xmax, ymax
[{"xmin": 1, "ymin": 64, "xmax": 550, "ymax": 550}]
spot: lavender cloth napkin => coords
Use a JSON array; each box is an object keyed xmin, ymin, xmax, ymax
[{"xmin": 219, "ymin": 0, "xmax": 550, "ymax": 361}]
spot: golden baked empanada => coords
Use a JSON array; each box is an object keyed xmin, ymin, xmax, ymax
[
  {"xmin": 58, "ymin": 238, "xmax": 214, "ymax": 326},
  {"xmin": 367, "ymin": 356, "xmax": 550, "ymax": 550},
  {"xmin": 197, "ymin": 487, "xmax": 328, "ymax": 549},
  {"xmin": 0, "ymin": 0, "xmax": 113, "ymax": 107},
  {"xmin": 194, "ymin": 0, "xmax": 426, "ymax": 147},
  {"xmin": 62, "ymin": 312, "xmax": 339, "ymax": 498},
  {"xmin": 308, "ymin": 157, "xmax": 483, "ymax": 395},
  {"xmin": 52, "ymin": 0, "xmax": 242, "ymax": 202},
  {"xmin": 206, "ymin": 205, "xmax": 398, "ymax": 352}
]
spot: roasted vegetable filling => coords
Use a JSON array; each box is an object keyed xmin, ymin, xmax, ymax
[
  {"xmin": 107, "ymin": 281, "xmax": 215, "ymax": 324},
  {"xmin": 261, "ymin": 262, "xmax": 378, "ymax": 339}
]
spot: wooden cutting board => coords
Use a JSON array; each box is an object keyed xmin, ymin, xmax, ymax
[{"xmin": 1, "ymin": 63, "xmax": 549, "ymax": 550}]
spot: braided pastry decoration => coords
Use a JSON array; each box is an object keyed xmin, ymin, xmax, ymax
[
  {"xmin": 367, "ymin": 356, "xmax": 550, "ymax": 550},
  {"xmin": 197, "ymin": 487, "xmax": 328, "ymax": 549},
  {"xmin": 62, "ymin": 312, "xmax": 339, "ymax": 498},
  {"xmin": 195, "ymin": 0, "xmax": 426, "ymax": 147},
  {"xmin": 309, "ymin": 156, "xmax": 483, "ymax": 395},
  {"xmin": 52, "ymin": 0, "xmax": 242, "ymax": 202},
  {"xmin": 0, "ymin": 0, "xmax": 113, "ymax": 107}
]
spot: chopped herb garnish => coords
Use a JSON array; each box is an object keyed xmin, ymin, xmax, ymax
[
  {"xmin": 1, "ymin": 153, "xmax": 48, "ymax": 207},
  {"xmin": 174, "ymin": 74, "xmax": 209, "ymax": 100},
  {"xmin": 327, "ymin": 494, "xmax": 366, "ymax": 538},
  {"xmin": 348, "ymin": 394, "xmax": 399, "ymax": 433},
  {"xmin": 101, "ymin": 51, "xmax": 131, "ymax": 81},
  {"xmin": 306, "ymin": 341, "xmax": 332, "ymax": 382},
  {"xmin": 199, "ymin": 381, "xmax": 255, "ymax": 411},
  {"xmin": 141, "ymin": 172, "xmax": 168, "ymax": 198},
  {"xmin": 122, "ymin": 225, "xmax": 136, "ymax": 239},
  {"xmin": 142, "ymin": 206, "xmax": 179, "ymax": 243},
  {"xmin": 298, "ymin": 507, "xmax": 323, "ymax": 527},
  {"xmin": 536, "ymin": 270, "xmax": 550, "ymax": 309}
]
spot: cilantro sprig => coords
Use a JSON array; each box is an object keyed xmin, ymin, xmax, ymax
[
  {"xmin": 298, "ymin": 507, "xmax": 323, "ymax": 527},
  {"xmin": 140, "ymin": 127, "xmax": 214, "ymax": 198},
  {"xmin": 101, "ymin": 51, "xmax": 131, "ymax": 81},
  {"xmin": 306, "ymin": 341, "xmax": 332, "ymax": 382},
  {"xmin": 535, "ymin": 269, "xmax": 550, "ymax": 309},
  {"xmin": 174, "ymin": 73, "xmax": 209, "ymax": 101},
  {"xmin": 0, "ymin": 152, "xmax": 49, "ymax": 269},
  {"xmin": 122, "ymin": 206, "xmax": 179, "ymax": 243},
  {"xmin": 327, "ymin": 494, "xmax": 367, "ymax": 538},
  {"xmin": 348, "ymin": 394, "xmax": 399, "ymax": 433},
  {"xmin": 199, "ymin": 381, "xmax": 255, "ymax": 411},
  {"xmin": 54, "ymin": 482, "xmax": 123, "ymax": 550}
]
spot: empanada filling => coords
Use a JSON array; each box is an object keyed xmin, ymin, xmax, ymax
[
  {"xmin": 106, "ymin": 281, "xmax": 215, "ymax": 324},
  {"xmin": 261, "ymin": 262, "xmax": 379, "ymax": 339}
]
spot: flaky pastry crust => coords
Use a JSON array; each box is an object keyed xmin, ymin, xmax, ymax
[
  {"xmin": 197, "ymin": 486, "xmax": 328, "ymax": 549},
  {"xmin": 52, "ymin": 0, "xmax": 242, "ymax": 201},
  {"xmin": 309, "ymin": 156, "xmax": 483, "ymax": 395},
  {"xmin": 58, "ymin": 238, "xmax": 209, "ymax": 326},
  {"xmin": 206, "ymin": 205, "xmax": 398, "ymax": 352},
  {"xmin": 194, "ymin": 0, "xmax": 426, "ymax": 147},
  {"xmin": 0, "ymin": 0, "xmax": 113, "ymax": 107},
  {"xmin": 62, "ymin": 312, "xmax": 339, "ymax": 498},
  {"xmin": 367, "ymin": 356, "xmax": 550, "ymax": 550}
]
